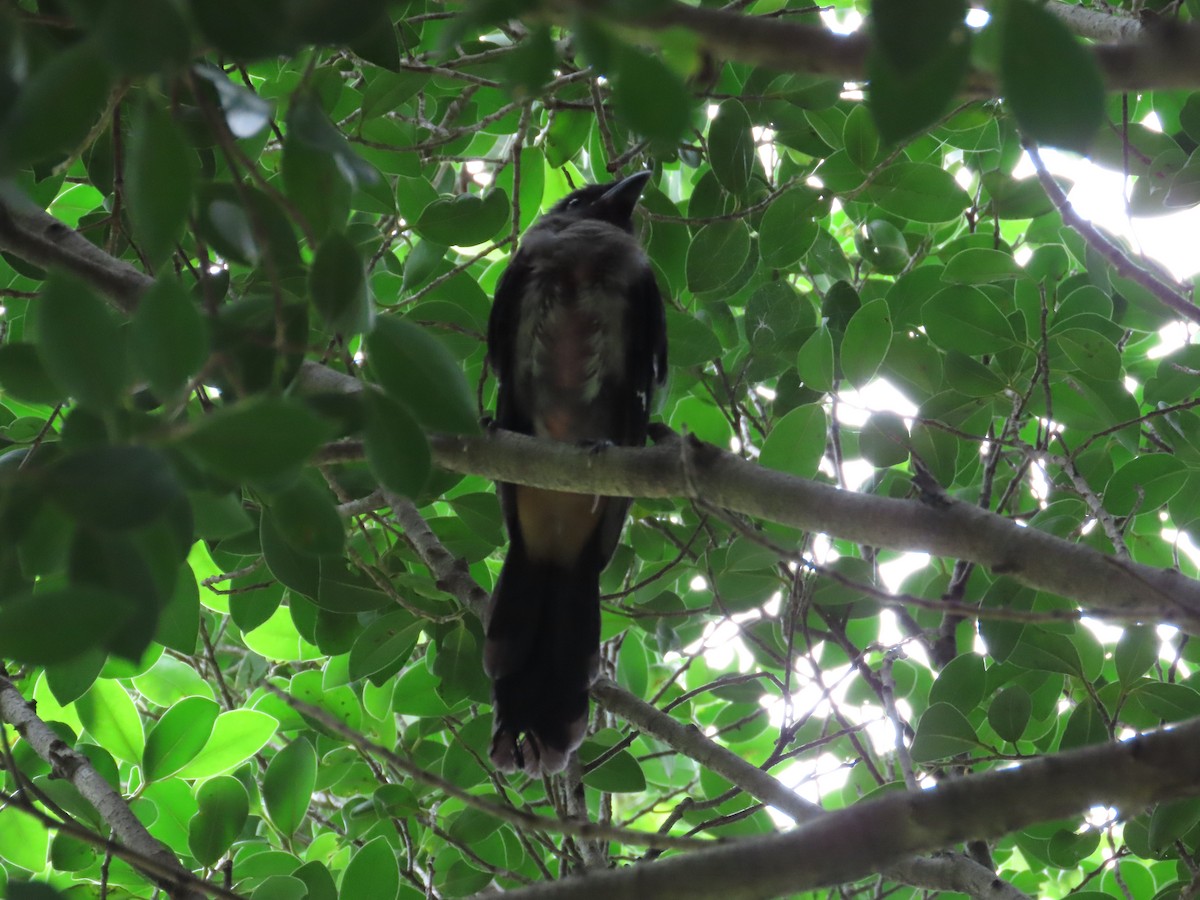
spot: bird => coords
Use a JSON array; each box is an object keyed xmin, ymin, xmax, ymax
[{"xmin": 483, "ymin": 171, "xmax": 668, "ymax": 776}]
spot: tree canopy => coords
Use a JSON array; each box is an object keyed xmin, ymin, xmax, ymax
[{"xmin": 3, "ymin": 1, "xmax": 1200, "ymax": 899}]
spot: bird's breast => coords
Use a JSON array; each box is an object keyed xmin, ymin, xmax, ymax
[{"xmin": 514, "ymin": 262, "xmax": 632, "ymax": 443}]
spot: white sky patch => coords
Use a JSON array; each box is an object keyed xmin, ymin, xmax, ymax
[
  {"xmin": 1016, "ymin": 148, "xmax": 1200, "ymax": 281},
  {"xmin": 837, "ymin": 457, "xmax": 874, "ymax": 492},
  {"xmin": 820, "ymin": 8, "xmax": 864, "ymax": 35},
  {"xmin": 879, "ymin": 553, "xmax": 931, "ymax": 593},
  {"xmin": 837, "ymin": 378, "xmax": 920, "ymax": 426},
  {"xmin": 966, "ymin": 8, "xmax": 991, "ymax": 28},
  {"xmin": 1081, "ymin": 616, "xmax": 1124, "ymax": 646},
  {"xmin": 1163, "ymin": 526, "xmax": 1200, "ymax": 570},
  {"xmin": 1148, "ymin": 320, "xmax": 1195, "ymax": 359}
]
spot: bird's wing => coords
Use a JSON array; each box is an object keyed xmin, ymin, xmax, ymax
[{"xmin": 593, "ymin": 265, "xmax": 669, "ymax": 566}]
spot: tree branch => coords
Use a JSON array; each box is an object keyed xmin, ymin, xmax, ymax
[
  {"xmin": 0, "ymin": 188, "xmax": 149, "ymax": 313},
  {"xmin": 410, "ymin": 427, "xmax": 1200, "ymax": 633},
  {"xmin": 0, "ymin": 672, "xmax": 212, "ymax": 900},
  {"xmin": 384, "ymin": 491, "xmax": 1032, "ymax": 900},
  {"xmin": 570, "ymin": 0, "xmax": 1200, "ymax": 93},
  {"xmin": 486, "ymin": 715, "xmax": 1200, "ymax": 899}
]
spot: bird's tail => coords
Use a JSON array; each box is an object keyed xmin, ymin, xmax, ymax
[{"xmin": 483, "ymin": 543, "xmax": 601, "ymax": 776}]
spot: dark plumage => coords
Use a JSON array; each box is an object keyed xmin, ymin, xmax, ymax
[{"xmin": 484, "ymin": 172, "xmax": 668, "ymax": 775}]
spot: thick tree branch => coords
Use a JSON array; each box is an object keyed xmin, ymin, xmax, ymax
[
  {"xmin": 0, "ymin": 673, "xmax": 211, "ymax": 900},
  {"xmin": 488, "ymin": 715, "xmax": 1200, "ymax": 899},
  {"xmin": 4, "ymin": 192, "xmax": 1198, "ymax": 635},
  {"xmin": 0, "ymin": 189, "xmax": 149, "ymax": 313},
  {"xmin": 415, "ymin": 427, "xmax": 1200, "ymax": 633},
  {"xmin": 581, "ymin": 0, "xmax": 1200, "ymax": 92},
  {"xmin": 1040, "ymin": 1, "xmax": 1145, "ymax": 43},
  {"xmin": 385, "ymin": 490, "xmax": 1031, "ymax": 900}
]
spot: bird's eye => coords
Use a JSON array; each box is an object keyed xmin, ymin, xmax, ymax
[{"xmin": 566, "ymin": 197, "xmax": 581, "ymax": 208}]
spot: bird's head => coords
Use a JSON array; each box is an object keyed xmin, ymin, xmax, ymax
[{"xmin": 548, "ymin": 171, "xmax": 653, "ymax": 233}]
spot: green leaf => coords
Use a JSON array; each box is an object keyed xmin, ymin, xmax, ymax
[
  {"xmin": 0, "ymin": 343, "xmax": 66, "ymax": 405},
  {"xmin": 414, "ymin": 190, "xmax": 509, "ymax": 247},
  {"xmin": 942, "ymin": 248, "xmax": 1023, "ymax": 284},
  {"xmin": 708, "ymin": 99, "xmax": 755, "ymax": 195},
  {"xmin": 126, "ymin": 96, "xmax": 194, "ymax": 267},
  {"xmin": 193, "ymin": 62, "xmax": 274, "ymax": 138},
  {"xmin": 981, "ymin": 171, "xmax": 1059, "ymax": 219},
  {"xmin": 988, "ymin": 685, "xmax": 1032, "ymax": 742},
  {"xmin": 262, "ymin": 476, "xmax": 345, "ymax": 558},
  {"xmin": 998, "ymin": 0, "xmax": 1104, "ymax": 152},
  {"xmin": 665, "ymin": 308, "xmax": 721, "ymax": 367},
  {"xmin": 942, "ymin": 351, "xmax": 1005, "ymax": 397},
  {"xmin": 310, "ymin": 231, "xmax": 373, "ymax": 335},
  {"xmin": 686, "ymin": 220, "xmax": 752, "ymax": 294},
  {"xmin": 47, "ymin": 445, "xmax": 187, "ymax": 531},
  {"xmin": 133, "ymin": 654, "xmax": 215, "ymax": 706},
  {"xmin": 263, "ymin": 740, "xmax": 318, "ymax": 836},
  {"xmin": 796, "ymin": 325, "xmax": 835, "ymax": 393},
  {"xmin": 1060, "ymin": 699, "xmax": 1107, "ymax": 750},
  {"xmin": 929, "ymin": 653, "xmax": 986, "ymax": 713},
  {"xmin": 1052, "ymin": 328, "xmax": 1121, "ymax": 380},
  {"xmin": 363, "ymin": 390, "xmax": 431, "ymax": 498},
  {"xmin": 1007, "ymin": 627, "xmax": 1082, "ymax": 677},
  {"xmin": 1103, "ymin": 454, "xmax": 1187, "ymax": 517},
  {"xmin": 189, "ymin": 775, "xmax": 250, "ymax": 866},
  {"xmin": 759, "ymin": 404, "xmax": 826, "ymax": 480},
  {"xmin": 341, "ymin": 836, "xmax": 400, "ymax": 900},
  {"xmin": 867, "ymin": 162, "xmax": 971, "ymax": 223},
  {"xmin": 0, "ymin": 805, "xmax": 49, "ymax": 872},
  {"xmin": 176, "ymin": 709, "xmax": 279, "ymax": 779},
  {"xmin": 854, "ymin": 219, "xmax": 909, "ymax": 274},
  {"xmin": 97, "ymin": 0, "xmax": 191, "ymax": 75},
  {"xmin": 922, "ymin": 285, "xmax": 1016, "ymax": 355},
  {"xmin": 758, "ymin": 188, "xmax": 820, "ymax": 268},
  {"xmin": 867, "ymin": 0, "xmax": 970, "ymax": 143},
  {"xmin": 349, "ymin": 611, "xmax": 419, "ymax": 681},
  {"xmin": 910, "ymin": 701, "xmax": 979, "ymax": 761},
  {"xmin": 37, "ymin": 271, "xmax": 129, "ymax": 411},
  {"xmin": 143, "ymin": 696, "xmax": 220, "ymax": 781},
  {"xmin": 1115, "ymin": 625, "xmax": 1158, "ymax": 687},
  {"xmin": 505, "ymin": 26, "xmax": 555, "ymax": 97},
  {"xmin": 77, "ymin": 678, "xmax": 145, "ymax": 764},
  {"xmin": 544, "ymin": 109, "xmax": 592, "ymax": 169},
  {"xmin": 292, "ymin": 863, "xmax": 338, "ymax": 900},
  {"xmin": 287, "ymin": 93, "xmax": 375, "ymax": 188},
  {"xmin": 0, "ymin": 41, "xmax": 112, "ymax": 171},
  {"xmin": 1134, "ymin": 682, "xmax": 1200, "ymax": 722},
  {"xmin": 366, "ymin": 316, "xmax": 479, "ymax": 435},
  {"xmin": 249, "ymin": 877, "xmax": 308, "ymax": 900},
  {"xmin": 316, "ymin": 562, "xmax": 392, "ymax": 614},
  {"xmin": 131, "ymin": 276, "xmax": 210, "ymax": 398},
  {"xmin": 179, "ymin": 398, "xmax": 333, "ymax": 483},
  {"xmin": 859, "ymin": 411, "xmax": 909, "ymax": 468},
  {"xmin": 260, "ymin": 512, "xmax": 319, "ymax": 599},
  {"xmin": 842, "ymin": 104, "xmax": 880, "ymax": 169},
  {"xmin": 392, "ymin": 664, "xmax": 455, "ymax": 716},
  {"xmin": 580, "ymin": 732, "xmax": 648, "ymax": 793},
  {"xmin": 840, "ymin": 298, "xmax": 892, "ymax": 388},
  {"xmin": 0, "ymin": 587, "xmax": 132, "ymax": 665},
  {"xmin": 611, "ymin": 47, "xmax": 692, "ymax": 151},
  {"xmin": 1149, "ymin": 797, "xmax": 1200, "ymax": 851}
]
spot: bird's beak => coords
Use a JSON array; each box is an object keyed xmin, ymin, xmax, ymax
[{"xmin": 597, "ymin": 171, "xmax": 653, "ymax": 222}]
